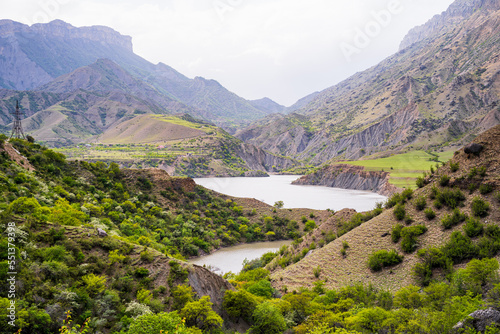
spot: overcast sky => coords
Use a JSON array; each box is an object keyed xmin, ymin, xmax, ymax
[{"xmin": 3, "ymin": 0, "xmax": 455, "ymax": 106}]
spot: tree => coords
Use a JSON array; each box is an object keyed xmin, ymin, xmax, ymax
[
  {"xmin": 172, "ymin": 284, "xmax": 194, "ymax": 310},
  {"xmin": 252, "ymin": 301, "xmax": 287, "ymax": 334},
  {"xmin": 247, "ymin": 279, "xmax": 274, "ymax": 298},
  {"xmin": 274, "ymin": 200, "xmax": 284, "ymax": 209},
  {"xmin": 128, "ymin": 311, "xmax": 201, "ymax": 334},
  {"xmin": 180, "ymin": 296, "xmax": 223, "ymax": 331},
  {"xmin": 223, "ymin": 290, "xmax": 258, "ymax": 322}
]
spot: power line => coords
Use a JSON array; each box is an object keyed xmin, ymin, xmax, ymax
[{"xmin": 10, "ymin": 100, "xmax": 26, "ymax": 140}]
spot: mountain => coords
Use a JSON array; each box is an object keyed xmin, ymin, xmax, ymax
[
  {"xmin": 237, "ymin": 0, "xmax": 500, "ymax": 163},
  {"xmin": 269, "ymin": 124, "xmax": 500, "ymax": 292},
  {"xmin": 0, "ymin": 19, "xmax": 273, "ymax": 127},
  {"xmin": 249, "ymin": 97, "xmax": 286, "ymax": 114}
]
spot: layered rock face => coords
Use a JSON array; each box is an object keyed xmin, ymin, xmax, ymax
[
  {"xmin": 400, "ymin": 0, "xmax": 500, "ymax": 50},
  {"xmin": 292, "ymin": 164, "xmax": 399, "ymax": 196}
]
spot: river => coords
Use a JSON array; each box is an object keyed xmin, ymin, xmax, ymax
[
  {"xmin": 189, "ymin": 240, "xmax": 293, "ymax": 274},
  {"xmin": 194, "ymin": 175, "xmax": 386, "ymax": 212}
]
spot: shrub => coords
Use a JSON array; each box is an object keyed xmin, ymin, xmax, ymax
[
  {"xmin": 471, "ymin": 197, "xmax": 490, "ymax": 217},
  {"xmin": 436, "ymin": 188, "xmax": 465, "ymax": 209},
  {"xmin": 304, "ymin": 220, "xmax": 317, "ymax": 232},
  {"xmin": 433, "ymin": 200, "xmax": 443, "ymax": 210},
  {"xmin": 496, "ymin": 192, "xmax": 500, "ymax": 203},
  {"xmin": 393, "ymin": 204, "xmax": 406, "ymax": 221},
  {"xmin": 247, "ymin": 280, "xmax": 274, "ymax": 298},
  {"xmin": 385, "ymin": 193, "xmax": 400, "ymax": 208},
  {"xmin": 430, "ymin": 186, "xmax": 439, "ymax": 200},
  {"xmin": 468, "ymin": 183, "xmax": 479, "ymax": 194},
  {"xmin": 414, "ymin": 196, "xmax": 427, "ymax": 211},
  {"xmin": 441, "ymin": 209, "xmax": 467, "ymax": 229},
  {"xmin": 439, "ymin": 175, "xmax": 450, "ymax": 187},
  {"xmin": 313, "ymin": 266, "xmax": 321, "ymax": 278},
  {"xmin": 479, "ymin": 184, "xmax": 493, "ymax": 195},
  {"xmin": 450, "ymin": 161, "xmax": 460, "ymax": 172},
  {"xmin": 442, "ymin": 232, "xmax": 477, "ymax": 263},
  {"xmin": 424, "ymin": 208, "xmax": 436, "ymax": 220},
  {"xmin": 401, "ymin": 225, "xmax": 428, "ymax": 253},
  {"xmin": 479, "ymin": 166, "xmax": 487, "ymax": 177},
  {"xmin": 391, "ymin": 224, "xmax": 404, "ymax": 243},
  {"xmin": 416, "ymin": 176, "xmax": 426, "ymax": 188},
  {"xmin": 368, "ymin": 250, "xmax": 403, "ymax": 272},
  {"xmin": 468, "ymin": 167, "xmax": 478, "ymax": 179},
  {"xmin": 463, "ymin": 217, "xmax": 484, "ymax": 238},
  {"xmin": 82, "ymin": 273, "xmax": 107, "ymax": 295}
]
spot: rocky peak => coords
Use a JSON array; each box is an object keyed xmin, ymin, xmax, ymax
[
  {"xmin": 0, "ymin": 19, "xmax": 132, "ymax": 51},
  {"xmin": 399, "ymin": 0, "xmax": 500, "ymax": 50}
]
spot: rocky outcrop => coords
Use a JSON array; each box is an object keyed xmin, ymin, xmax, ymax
[
  {"xmin": 187, "ymin": 264, "xmax": 234, "ymax": 315},
  {"xmin": 453, "ymin": 308, "xmax": 500, "ymax": 332},
  {"xmin": 400, "ymin": 0, "xmax": 500, "ymax": 50},
  {"xmin": 292, "ymin": 164, "xmax": 399, "ymax": 196},
  {"xmin": 236, "ymin": 142, "xmax": 297, "ymax": 172}
]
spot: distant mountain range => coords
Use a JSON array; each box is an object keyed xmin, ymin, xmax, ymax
[
  {"xmin": 2, "ymin": 0, "xmax": 500, "ymax": 166},
  {"xmin": 0, "ymin": 19, "xmax": 289, "ymax": 141},
  {"xmin": 236, "ymin": 0, "xmax": 500, "ymax": 163}
]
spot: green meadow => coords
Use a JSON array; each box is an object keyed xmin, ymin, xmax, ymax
[{"xmin": 339, "ymin": 150, "xmax": 455, "ymax": 189}]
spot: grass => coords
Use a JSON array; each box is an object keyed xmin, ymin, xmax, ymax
[{"xmin": 338, "ymin": 150, "xmax": 454, "ymax": 189}]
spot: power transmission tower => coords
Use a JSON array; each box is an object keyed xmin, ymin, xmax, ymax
[{"xmin": 10, "ymin": 100, "xmax": 26, "ymax": 140}]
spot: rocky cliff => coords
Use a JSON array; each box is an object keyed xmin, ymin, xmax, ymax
[
  {"xmin": 292, "ymin": 164, "xmax": 399, "ymax": 196},
  {"xmin": 400, "ymin": 0, "xmax": 500, "ymax": 50}
]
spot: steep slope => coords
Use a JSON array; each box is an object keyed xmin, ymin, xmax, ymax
[
  {"xmin": 269, "ymin": 124, "xmax": 500, "ymax": 292},
  {"xmin": 238, "ymin": 0, "xmax": 500, "ymax": 163},
  {"xmin": 0, "ymin": 19, "xmax": 272, "ymax": 127}
]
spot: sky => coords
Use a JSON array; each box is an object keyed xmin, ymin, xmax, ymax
[{"xmin": 2, "ymin": 0, "xmax": 455, "ymax": 106}]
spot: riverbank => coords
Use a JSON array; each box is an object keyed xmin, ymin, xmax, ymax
[{"xmin": 292, "ymin": 164, "xmax": 400, "ymax": 196}]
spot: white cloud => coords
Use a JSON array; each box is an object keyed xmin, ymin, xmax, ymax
[{"xmin": 2, "ymin": 0, "xmax": 455, "ymax": 105}]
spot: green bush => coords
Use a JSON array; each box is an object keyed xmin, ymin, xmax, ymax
[
  {"xmin": 391, "ymin": 224, "xmax": 404, "ymax": 243},
  {"xmin": 468, "ymin": 183, "xmax": 479, "ymax": 194},
  {"xmin": 479, "ymin": 184, "xmax": 493, "ymax": 195},
  {"xmin": 441, "ymin": 209, "xmax": 467, "ymax": 229},
  {"xmin": 401, "ymin": 225, "xmax": 428, "ymax": 253},
  {"xmin": 304, "ymin": 220, "xmax": 317, "ymax": 232},
  {"xmin": 416, "ymin": 176, "xmax": 426, "ymax": 188},
  {"xmin": 436, "ymin": 188, "xmax": 465, "ymax": 209},
  {"xmin": 442, "ymin": 232, "xmax": 477, "ymax": 263},
  {"xmin": 393, "ymin": 204, "xmax": 406, "ymax": 221},
  {"xmin": 368, "ymin": 250, "xmax": 403, "ymax": 271},
  {"xmin": 463, "ymin": 217, "xmax": 484, "ymax": 238},
  {"xmin": 439, "ymin": 175, "xmax": 450, "ymax": 187},
  {"xmin": 450, "ymin": 161, "xmax": 459, "ymax": 172},
  {"xmin": 414, "ymin": 196, "xmax": 427, "ymax": 211},
  {"xmin": 424, "ymin": 208, "xmax": 436, "ymax": 220},
  {"xmin": 471, "ymin": 197, "xmax": 490, "ymax": 217}
]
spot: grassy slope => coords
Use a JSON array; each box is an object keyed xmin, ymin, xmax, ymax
[
  {"xmin": 337, "ymin": 150, "xmax": 454, "ymax": 189},
  {"xmin": 270, "ymin": 125, "xmax": 500, "ymax": 292},
  {"xmin": 97, "ymin": 114, "xmax": 213, "ymax": 144}
]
